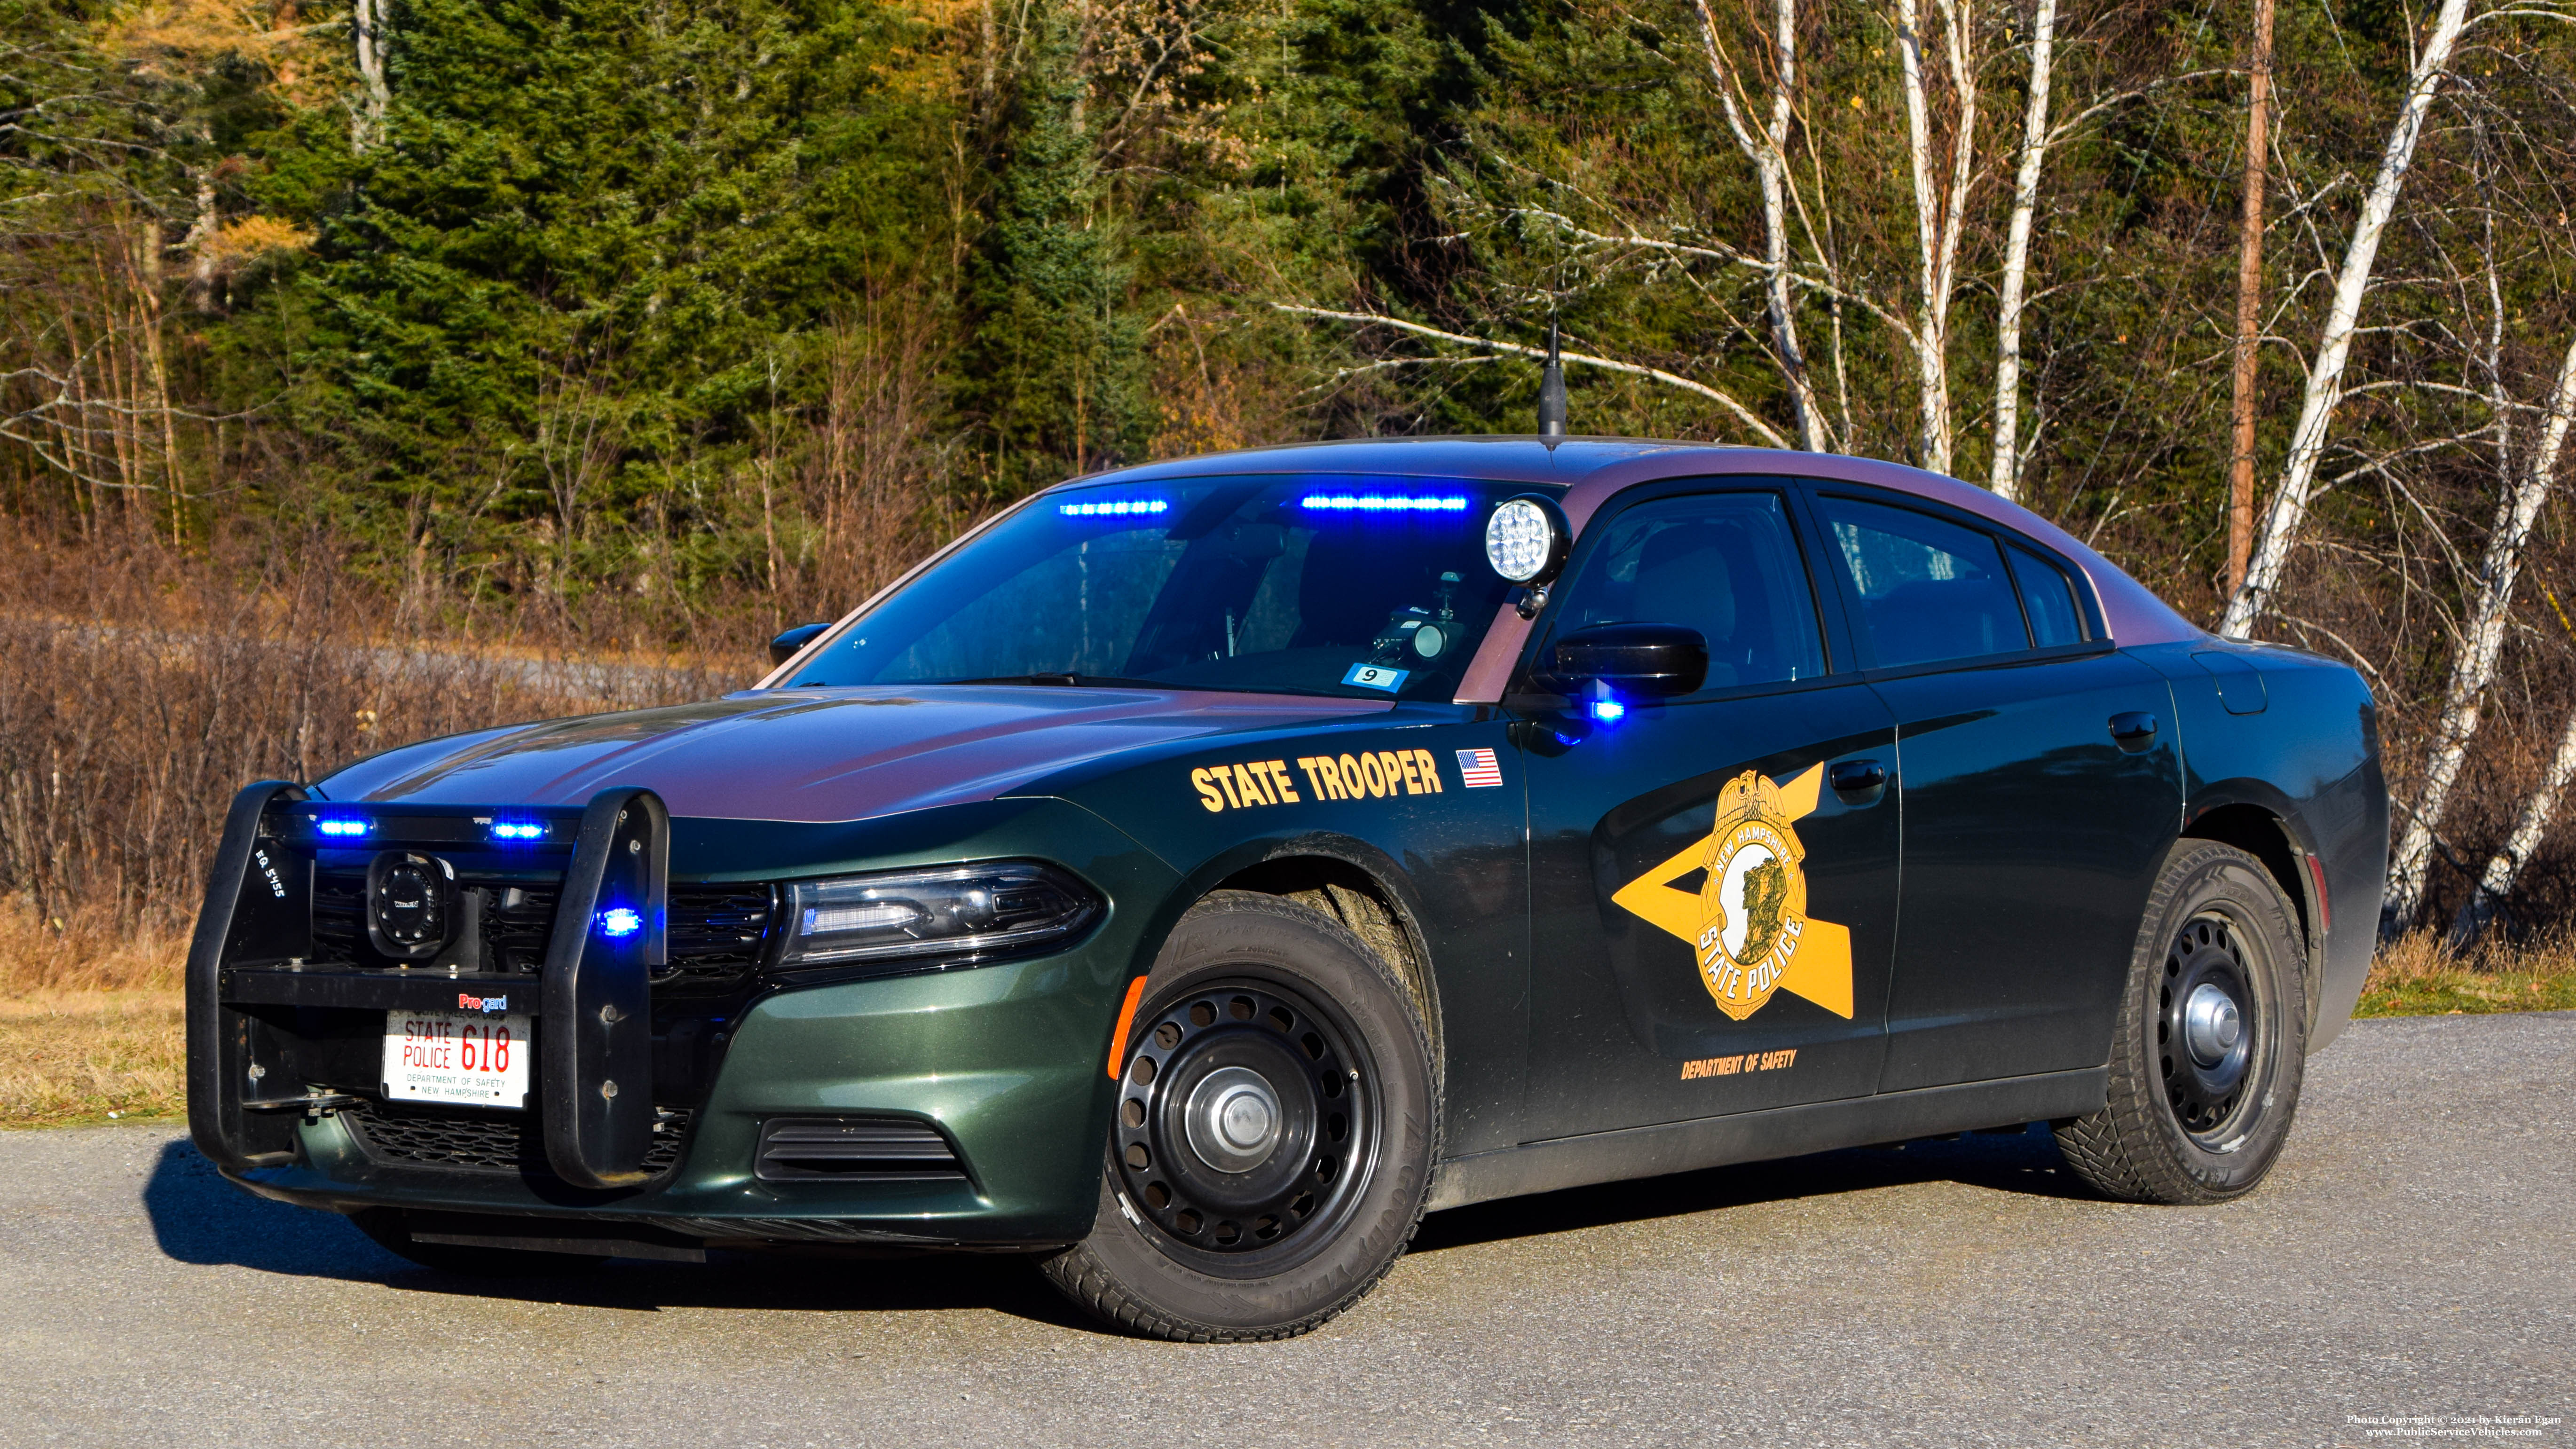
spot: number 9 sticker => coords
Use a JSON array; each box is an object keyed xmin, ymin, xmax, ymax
[{"xmin": 1342, "ymin": 663, "xmax": 1409, "ymax": 693}]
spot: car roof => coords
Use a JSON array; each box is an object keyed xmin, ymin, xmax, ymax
[{"xmin": 1071, "ymin": 437, "xmax": 2201, "ymax": 650}]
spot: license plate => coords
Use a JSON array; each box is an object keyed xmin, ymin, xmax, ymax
[{"xmin": 383, "ymin": 1007, "xmax": 532, "ymax": 1108}]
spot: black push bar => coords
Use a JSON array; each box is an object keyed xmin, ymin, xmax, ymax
[
  {"xmin": 540, "ymin": 787, "xmax": 668, "ymax": 1189},
  {"xmin": 186, "ymin": 781, "xmax": 671, "ymax": 1192},
  {"xmin": 186, "ymin": 780, "xmax": 313, "ymax": 1174}
]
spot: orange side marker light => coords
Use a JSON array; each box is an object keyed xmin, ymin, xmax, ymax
[{"xmin": 1105, "ymin": 975, "xmax": 1150, "ymax": 1079}]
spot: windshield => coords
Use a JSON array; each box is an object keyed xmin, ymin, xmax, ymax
[{"xmin": 780, "ymin": 475, "xmax": 1548, "ymax": 701}]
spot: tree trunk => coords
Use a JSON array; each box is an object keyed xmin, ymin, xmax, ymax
[
  {"xmin": 2217, "ymin": 0, "xmax": 2474, "ymax": 638},
  {"xmin": 2453, "ymin": 708, "xmax": 2576, "ymax": 948},
  {"xmin": 351, "ymin": 0, "xmax": 390, "ymax": 152},
  {"xmin": 2224, "ymin": 0, "xmax": 2275, "ymax": 593},
  {"xmin": 2384, "ymin": 331, "xmax": 2576, "ymax": 934},
  {"xmin": 1896, "ymin": 0, "xmax": 1976, "ymax": 477},
  {"xmin": 1989, "ymin": 0, "xmax": 2058, "ymax": 501},
  {"xmin": 1689, "ymin": 0, "xmax": 1824, "ymax": 450}
]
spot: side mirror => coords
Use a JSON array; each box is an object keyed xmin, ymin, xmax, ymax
[
  {"xmin": 767, "ymin": 622, "xmax": 830, "ymax": 668},
  {"xmin": 1539, "ymin": 622, "xmax": 1707, "ymax": 700}
]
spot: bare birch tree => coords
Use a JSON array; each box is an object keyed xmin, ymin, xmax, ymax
[
  {"xmin": 2216, "ymin": 0, "xmax": 2475, "ymax": 638},
  {"xmin": 1689, "ymin": 0, "xmax": 1826, "ymax": 450},
  {"xmin": 2454, "ymin": 709, "xmax": 2576, "ymax": 946},
  {"xmin": 350, "ymin": 0, "xmax": 390, "ymax": 152},
  {"xmin": 1988, "ymin": 0, "xmax": 2057, "ymax": 500},
  {"xmin": 1893, "ymin": 0, "xmax": 1980, "ymax": 478},
  {"xmin": 2382, "ymin": 330, "xmax": 2576, "ymax": 934}
]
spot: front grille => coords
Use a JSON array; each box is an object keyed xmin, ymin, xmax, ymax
[
  {"xmin": 664, "ymin": 887, "xmax": 773, "ymax": 985},
  {"xmin": 345, "ymin": 1098, "xmax": 693, "ymax": 1176},
  {"xmin": 755, "ymin": 1117, "xmax": 968, "ymax": 1182},
  {"xmin": 310, "ymin": 871, "xmax": 773, "ymax": 985}
]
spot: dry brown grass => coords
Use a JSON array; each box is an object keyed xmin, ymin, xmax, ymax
[
  {"xmin": 0, "ymin": 990, "xmax": 184, "ymax": 1127},
  {"xmin": 0, "ymin": 904, "xmax": 185, "ymax": 1126},
  {"xmin": 2357, "ymin": 928, "xmax": 2576, "ymax": 1018}
]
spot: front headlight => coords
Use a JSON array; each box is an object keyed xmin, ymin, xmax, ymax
[{"xmin": 774, "ymin": 862, "xmax": 1102, "ymax": 973}]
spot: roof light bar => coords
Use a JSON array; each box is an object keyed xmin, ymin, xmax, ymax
[
  {"xmin": 1058, "ymin": 497, "xmax": 1170, "ymax": 518},
  {"xmin": 1299, "ymin": 494, "xmax": 1471, "ymax": 512}
]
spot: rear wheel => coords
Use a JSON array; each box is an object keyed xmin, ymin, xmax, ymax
[
  {"xmin": 352, "ymin": 1209, "xmax": 607, "ymax": 1278},
  {"xmin": 1041, "ymin": 891, "xmax": 1437, "ymax": 1341},
  {"xmin": 2054, "ymin": 840, "xmax": 2308, "ymax": 1204}
]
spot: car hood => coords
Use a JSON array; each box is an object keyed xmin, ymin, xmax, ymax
[{"xmin": 316, "ymin": 686, "xmax": 1388, "ymax": 823}]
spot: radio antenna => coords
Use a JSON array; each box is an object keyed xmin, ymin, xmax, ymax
[{"xmin": 1536, "ymin": 314, "xmax": 1568, "ymax": 438}]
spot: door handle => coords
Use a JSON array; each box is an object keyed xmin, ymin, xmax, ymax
[
  {"xmin": 1829, "ymin": 759, "xmax": 1887, "ymax": 795},
  {"xmin": 2109, "ymin": 711, "xmax": 2158, "ymax": 746}
]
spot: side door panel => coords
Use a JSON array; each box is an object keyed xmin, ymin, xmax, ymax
[
  {"xmin": 1870, "ymin": 654, "xmax": 2181, "ymax": 1089},
  {"xmin": 1521, "ymin": 692, "xmax": 1900, "ymax": 1140},
  {"xmin": 1805, "ymin": 488, "xmax": 2183, "ymax": 1093},
  {"xmin": 1515, "ymin": 483, "xmax": 1899, "ymax": 1142}
]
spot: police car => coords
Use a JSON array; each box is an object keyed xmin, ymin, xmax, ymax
[{"xmin": 188, "ymin": 437, "xmax": 2387, "ymax": 1341}]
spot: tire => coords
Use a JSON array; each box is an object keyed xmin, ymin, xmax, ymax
[
  {"xmin": 2054, "ymin": 840, "xmax": 2308, "ymax": 1205},
  {"xmin": 1041, "ymin": 890, "xmax": 1439, "ymax": 1341},
  {"xmin": 351, "ymin": 1209, "xmax": 607, "ymax": 1278}
]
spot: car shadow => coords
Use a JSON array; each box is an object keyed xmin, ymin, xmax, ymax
[
  {"xmin": 144, "ymin": 1124, "xmax": 2086, "ymax": 1329},
  {"xmin": 140, "ymin": 1137, "xmax": 1090, "ymax": 1329},
  {"xmin": 380, "ymin": 1248, "xmax": 1097, "ymax": 1330},
  {"xmin": 1411, "ymin": 1121, "xmax": 2093, "ymax": 1255},
  {"xmin": 142, "ymin": 1138, "xmax": 402, "ymax": 1281}
]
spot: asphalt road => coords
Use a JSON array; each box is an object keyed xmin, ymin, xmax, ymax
[{"xmin": 3, "ymin": 1013, "xmax": 2568, "ymax": 1449}]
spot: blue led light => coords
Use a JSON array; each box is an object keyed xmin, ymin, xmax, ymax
[
  {"xmin": 598, "ymin": 907, "xmax": 643, "ymax": 938},
  {"xmin": 1058, "ymin": 497, "xmax": 1170, "ymax": 518},
  {"xmin": 1588, "ymin": 699, "xmax": 1627, "ymax": 724},
  {"xmin": 1299, "ymin": 494, "xmax": 1471, "ymax": 513},
  {"xmin": 488, "ymin": 821, "xmax": 547, "ymax": 842},
  {"xmin": 316, "ymin": 818, "xmax": 372, "ymax": 837}
]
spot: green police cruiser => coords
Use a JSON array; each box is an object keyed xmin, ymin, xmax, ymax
[{"xmin": 188, "ymin": 436, "xmax": 2388, "ymax": 1341}]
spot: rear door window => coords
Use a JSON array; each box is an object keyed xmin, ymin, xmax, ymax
[{"xmin": 1814, "ymin": 496, "xmax": 2030, "ymax": 669}]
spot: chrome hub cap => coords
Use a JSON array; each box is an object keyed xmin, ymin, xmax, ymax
[
  {"xmin": 2158, "ymin": 914, "xmax": 2261, "ymax": 1138},
  {"xmin": 1186, "ymin": 1066, "xmax": 1284, "ymax": 1172},
  {"xmin": 2182, "ymin": 983, "xmax": 2243, "ymax": 1065}
]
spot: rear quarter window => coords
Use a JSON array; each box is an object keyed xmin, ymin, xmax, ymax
[{"xmin": 2008, "ymin": 544, "xmax": 2089, "ymax": 647}]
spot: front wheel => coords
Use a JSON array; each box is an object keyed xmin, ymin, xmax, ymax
[
  {"xmin": 1041, "ymin": 891, "xmax": 1438, "ymax": 1341},
  {"xmin": 2054, "ymin": 840, "xmax": 2308, "ymax": 1204}
]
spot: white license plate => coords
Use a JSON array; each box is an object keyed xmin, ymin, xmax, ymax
[{"xmin": 383, "ymin": 1006, "xmax": 532, "ymax": 1108}]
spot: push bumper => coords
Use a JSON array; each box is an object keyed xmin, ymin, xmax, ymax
[
  {"xmin": 189, "ymin": 788, "xmax": 1183, "ymax": 1247},
  {"xmin": 228, "ymin": 952, "xmax": 1134, "ymax": 1244}
]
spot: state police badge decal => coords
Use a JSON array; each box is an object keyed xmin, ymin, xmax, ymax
[{"xmin": 1610, "ymin": 762, "xmax": 1856, "ymax": 1022}]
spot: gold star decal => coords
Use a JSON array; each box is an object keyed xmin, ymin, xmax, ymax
[{"xmin": 1610, "ymin": 762, "xmax": 1854, "ymax": 1020}]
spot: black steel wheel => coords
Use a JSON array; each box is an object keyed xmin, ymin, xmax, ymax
[
  {"xmin": 2157, "ymin": 913, "xmax": 2261, "ymax": 1140},
  {"xmin": 1043, "ymin": 890, "xmax": 1437, "ymax": 1340},
  {"xmin": 1110, "ymin": 976, "xmax": 1375, "ymax": 1270},
  {"xmin": 2056, "ymin": 839, "xmax": 2308, "ymax": 1204}
]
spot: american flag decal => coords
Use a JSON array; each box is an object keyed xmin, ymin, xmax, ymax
[{"xmin": 1456, "ymin": 748, "xmax": 1505, "ymax": 789}]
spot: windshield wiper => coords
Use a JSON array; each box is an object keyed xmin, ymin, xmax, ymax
[{"xmin": 946, "ymin": 674, "xmax": 1193, "ymax": 690}]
